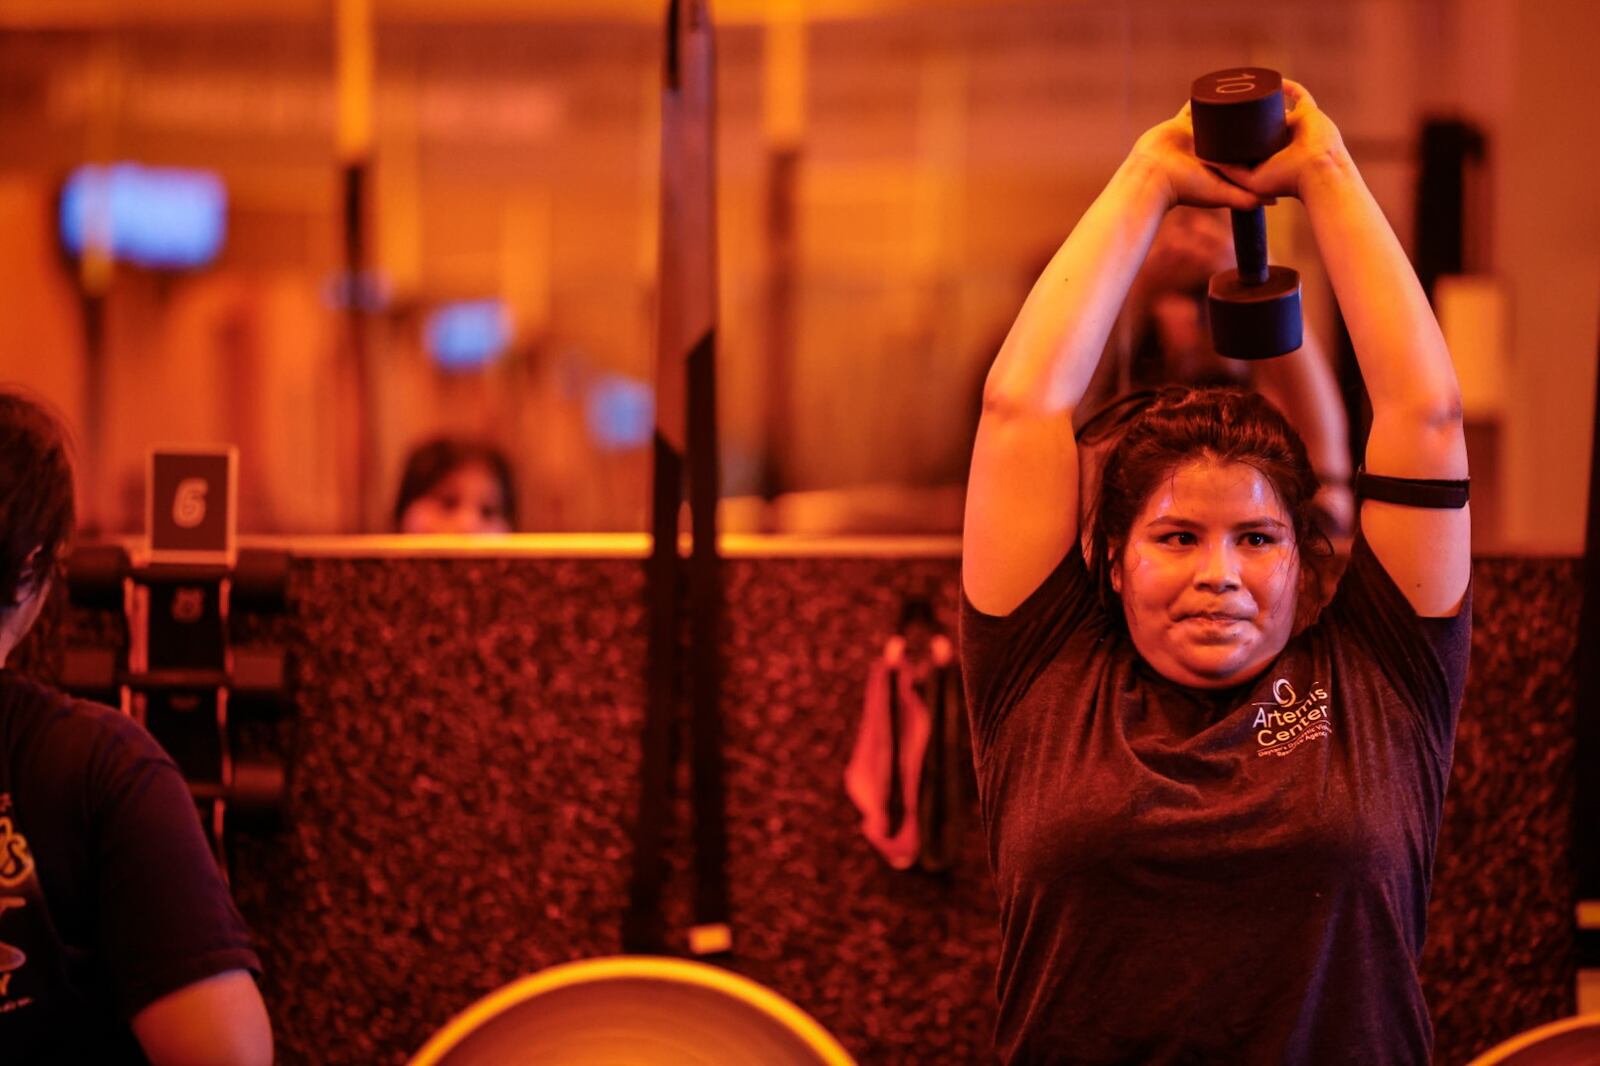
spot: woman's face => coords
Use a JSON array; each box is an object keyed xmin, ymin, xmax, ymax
[
  {"xmin": 1111, "ymin": 457, "xmax": 1299, "ymax": 689},
  {"xmin": 399, "ymin": 462, "xmax": 512, "ymax": 535}
]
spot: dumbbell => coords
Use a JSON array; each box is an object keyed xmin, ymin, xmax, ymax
[
  {"xmin": 190, "ymin": 759, "xmax": 288, "ymax": 819},
  {"xmin": 64, "ymin": 543, "xmax": 130, "ymax": 609},
  {"xmin": 231, "ymin": 548, "xmax": 289, "ymax": 612},
  {"xmin": 192, "ymin": 759, "xmax": 288, "ymax": 877},
  {"xmin": 62, "ymin": 646, "xmax": 287, "ymax": 704},
  {"xmin": 1189, "ymin": 67, "xmax": 1303, "ymax": 360},
  {"xmin": 232, "ymin": 645, "xmax": 290, "ymax": 713},
  {"xmin": 60, "ymin": 645, "xmax": 121, "ymax": 702},
  {"xmin": 65, "ymin": 545, "xmax": 289, "ymax": 612}
]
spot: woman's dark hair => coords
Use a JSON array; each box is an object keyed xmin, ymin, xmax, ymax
[
  {"xmin": 391, "ymin": 437, "xmax": 518, "ymax": 531},
  {"xmin": 0, "ymin": 391, "xmax": 76, "ymax": 609},
  {"xmin": 1082, "ymin": 386, "xmax": 1332, "ymax": 628}
]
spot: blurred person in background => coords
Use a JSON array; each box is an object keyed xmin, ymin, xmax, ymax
[{"xmin": 392, "ymin": 437, "xmax": 518, "ymax": 535}]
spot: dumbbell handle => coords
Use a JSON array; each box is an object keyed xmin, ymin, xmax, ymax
[{"xmin": 1230, "ymin": 207, "xmax": 1269, "ymax": 286}]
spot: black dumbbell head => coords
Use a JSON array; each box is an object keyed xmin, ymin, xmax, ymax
[
  {"xmin": 60, "ymin": 645, "xmax": 120, "ymax": 698},
  {"xmin": 232, "ymin": 645, "xmax": 287, "ymax": 698},
  {"xmin": 64, "ymin": 543, "xmax": 130, "ymax": 609},
  {"xmin": 1190, "ymin": 67, "xmax": 1290, "ymax": 166},
  {"xmin": 1208, "ymin": 265, "xmax": 1303, "ymax": 360},
  {"xmin": 229, "ymin": 761, "xmax": 288, "ymax": 814},
  {"xmin": 231, "ymin": 549, "xmax": 289, "ymax": 611},
  {"xmin": 188, "ymin": 762, "xmax": 286, "ymax": 816}
]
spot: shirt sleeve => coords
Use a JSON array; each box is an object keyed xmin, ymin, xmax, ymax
[
  {"xmin": 959, "ymin": 544, "xmax": 1104, "ymax": 756},
  {"xmin": 77, "ymin": 704, "xmax": 262, "ymax": 1019},
  {"xmin": 1320, "ymin": 533, "xmax": 1473, "ymax": 753}
]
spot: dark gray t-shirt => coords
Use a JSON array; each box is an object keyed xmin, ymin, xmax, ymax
[{"xmin": 960, "ymin": 536, "xmax": 1470, "ymax": 1065}]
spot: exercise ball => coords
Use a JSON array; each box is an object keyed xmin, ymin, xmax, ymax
[
  {"xmin": 408, "ymin": 955, "xmax": 858, "ymax": 1066},
  {"xmin": 1466, "ymin": 1015, "xmax": 1600, "ymax": 1065}
]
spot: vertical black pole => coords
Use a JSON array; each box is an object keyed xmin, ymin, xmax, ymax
[
  {"xmin": 336, "ymin": 0, "xmax": 377, "ymax": 532},
  {"xmin": 1413, "ymin": 119, "xmax": 1486, "ymax": 301},
  {"xmin": 624, "ymin": 0, "xmax": 727, "ymax": 958},
  {"xmin": 342, "ymin": 161, "xmax": 376, "ymax": 532},
  {"xmin": 78, "ymin": 290, "xmax": 108, "ymax": 536},
  {"xmin": 679, "ymin": 0, "xmax": 730, "ymax": 958},
  {"xmin": 686, "ymin": 323, "xmax": 729, "ymax": 953},
  {"xmin": 757, "ymin": 148, "xmax": 798, "ymax": 506},
  {"xmin": 1575, "ymin": 307, "xmax": 1600, "ymax": 965}
]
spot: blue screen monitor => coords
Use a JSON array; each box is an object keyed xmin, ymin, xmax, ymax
[
  {"xmin": 425, "ymin": 300, "xmax": 512, "ymax": 371},
  {"xmin": 60, "ymin": 163, "xmax": 227, "ymax": 269},
  {"xmin": 585, "ymin": 373, "xmax": 654, "ymax": 451}
]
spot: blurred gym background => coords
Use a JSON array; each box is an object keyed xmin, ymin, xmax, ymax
[{"xmin": 0, "ymin": 0, "xmax": 1593, "ymax": 547}]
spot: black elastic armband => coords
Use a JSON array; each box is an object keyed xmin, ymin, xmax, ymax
[{"xmin": 1354, "ymin": 467, "xmax": 1470, "ymax": 509}]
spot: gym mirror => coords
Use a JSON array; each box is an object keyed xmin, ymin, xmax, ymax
[{"xmin": 0, "ymin": 1, "xmax": 1592, "ymax": 552}]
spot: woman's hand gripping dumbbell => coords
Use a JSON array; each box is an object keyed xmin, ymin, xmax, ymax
[{"xmin": 1189, "ymin": 67, "xmax": 1304, "ymax": 360}]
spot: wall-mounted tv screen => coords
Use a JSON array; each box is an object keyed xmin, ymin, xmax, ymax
[
  {"xmin": 425, "ymin": 300, "xmax": 511, "ymax": 371},
  {"xmin": 60, "ymin": 163, "xmax": 227, "ymax": 269},
  {"xmin": 586, "ymin": 373, "xmax": 654, "ymax": 450}
]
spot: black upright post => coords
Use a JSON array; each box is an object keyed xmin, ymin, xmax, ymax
[
  {"xmin": 78, "ymin": 290, "xmax": 108, "ymax": 536},
  {"xmin": 757, "ymin": 147, "xmax": 799, "ymax": 508},
  {"xmin": 1414, "ymin": 118, "xmax": 1486, "ymax": 301},
  {"xmin": 341, "ymin": 160, "xmax": 376, "ymax": 532},
  {"xmin": 686, "ymin": 323, "xmax": 729, "ymax": 954},
  {"xmin": 624, "ymin": 0, "xmax": 728, "ymax": 959},
  {"xmin": 1576, "ymin": 308, "xmax": 1600, "ymax": 964}
]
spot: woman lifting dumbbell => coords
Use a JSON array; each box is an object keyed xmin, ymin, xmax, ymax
[
  {"xmin": 962, "ymin": 74, "xmax": 1469, "ymax": 1063},
  {"xmin": 0, "ymin": 391, "xmax": 272, "ymax": 1064}
]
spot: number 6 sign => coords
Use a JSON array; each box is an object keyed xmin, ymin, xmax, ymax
[{"xmin": 148, "ymin": 446, "xmax": 237, "ymax": 563}]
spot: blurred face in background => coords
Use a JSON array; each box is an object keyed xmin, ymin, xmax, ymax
[
  {"xmin": 397, "ymin": 461, "xmax": 512, "ymax": 534},
  {"xmin": 1140, "ymin": 206, "xmax": 1245, "ymax": 386},
  {"xmin": 1142, "ymin": 205, "xmax": 1234, "ymax": 295}
]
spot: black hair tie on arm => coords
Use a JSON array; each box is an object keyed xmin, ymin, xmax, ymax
[{"xmin": 1354, "ymin": 467, "xmax": 1470, "ymax": 509}]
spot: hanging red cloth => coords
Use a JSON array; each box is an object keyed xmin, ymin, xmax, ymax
[{"xmin": 844, "ymin": 634, "xmax": 955, "ymax": 869}]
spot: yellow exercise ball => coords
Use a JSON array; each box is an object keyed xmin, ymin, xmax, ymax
[
  {"xmin": 408, "ymin": 956, "xmax": 858, "ymax": 1066},
  {"xmin": 1465, "ymin": 1015, "xmax": 1600, "ymax": 1065}
]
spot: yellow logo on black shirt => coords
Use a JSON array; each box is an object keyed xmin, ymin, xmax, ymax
[
  {"xmin": 0, "ymin": 799, "xmax": 32, "ymax": 1005},
  {"xmin": 0, "ymin": 816, "xmax": 33, "ymax": 889}
]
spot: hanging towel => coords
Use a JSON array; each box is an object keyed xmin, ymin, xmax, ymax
[
  {"xmin": 914, "ymin": 633, "xmax": 969, "ymax": 873},
  {"xmin": 844, "ymin": 636, "xmax": 933, "ymax": 870}
]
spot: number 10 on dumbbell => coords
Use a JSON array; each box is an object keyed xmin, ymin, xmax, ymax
[{"xmin": 1191, "ymin": 67, "xmax": 1303, "ymax": 360}]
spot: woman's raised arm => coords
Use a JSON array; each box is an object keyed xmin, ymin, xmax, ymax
[
  {"xmin": 963, "ymin": 106, "xmax": 1264, "ymax": 615},
  {"xmin": 1219, "ymin": 81, "xmax": 1469, "ymax": 616}
]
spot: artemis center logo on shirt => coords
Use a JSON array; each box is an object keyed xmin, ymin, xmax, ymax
[{"xmin": 1251, "ymin": 678, "xmax": 1333, "ymax": 757}]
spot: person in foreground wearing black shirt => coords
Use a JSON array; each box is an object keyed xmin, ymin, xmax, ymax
[
  {"xmin": 961, "ymin": 79, "xmax": 1469, "ymax": 1063},
  {"xmin": 0, "ymin": 391, "xmax": 272, "ymax": 1064}
]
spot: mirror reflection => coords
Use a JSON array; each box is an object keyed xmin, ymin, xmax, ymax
[{"xmin": 0, "ymin": 1, "xmax": 1592, "ymax": 552}]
